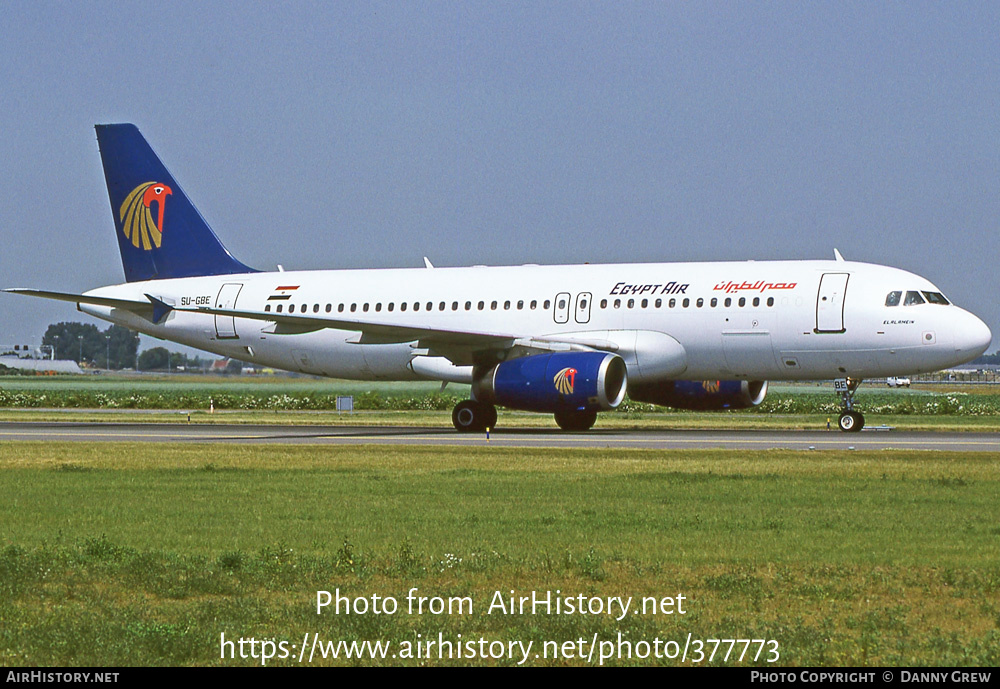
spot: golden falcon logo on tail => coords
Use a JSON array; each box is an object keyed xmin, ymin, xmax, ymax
[
  {"xmin": 553, "ymin": 367, "xmax": 577, "ymax": 395},
  {"xmin": 120, "ymin": 182, "xmax": 172, "ymax": 250}
]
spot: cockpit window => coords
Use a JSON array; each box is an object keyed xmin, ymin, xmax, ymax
[
  {"xmin": 885, "ymin": 291, "xmax": 901, "ymax": 307},
  {"xmin": 904, "ymin": 291, "xmax": 925, "ymax": 306},
  {"xmin": 922, "ymin": 291, "xmax": 950, "ymax": 305}
]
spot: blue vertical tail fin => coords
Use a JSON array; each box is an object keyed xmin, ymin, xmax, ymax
[{"xmin": 96, "ymin": 124, "xmax": 256, "ymax": 282}]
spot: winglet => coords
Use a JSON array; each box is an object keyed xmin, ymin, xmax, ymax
[
  {"xmin": 144, "ymin": 294, "xmax": 174, "ymax": 325},
  {"xmin": 423, "ymin": 257, "xmax": 434, "ymax": 269},
  {"xmin": 833, "ymin": 248, "xmax": 845, "ymax": 262}
]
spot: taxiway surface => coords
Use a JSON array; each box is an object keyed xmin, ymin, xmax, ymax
[{"xmin": 0, "ymin": 421, "xmax": 996, "ymax": 451}]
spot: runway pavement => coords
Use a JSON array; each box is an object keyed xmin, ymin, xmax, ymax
[{"xmin": 0, "ymin": 421, "xmax": 997, "ymax": 451}]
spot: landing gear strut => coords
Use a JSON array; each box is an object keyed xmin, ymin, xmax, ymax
[
  {"xmin": 452, "ymin": 400, "xmax": 497, "ymax": 433},
  {"xmin": 835, "ymin": 378, "xmax": 864, "ymax": 432}
]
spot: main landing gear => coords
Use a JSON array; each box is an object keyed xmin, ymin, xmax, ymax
[
  {"xmin": 450, "ymin": 401, "xmax": 599, "ymax": 433},
  {"xmin": 553, "ymin": 409, "xmax": 598, "ymax": 432},
  {"xmin": 835, "ymin": 378, "xmax": 865, "ymax": 433},
  {"xmin": 452, "ymin": 400, "xmax": 497, "ymax": 433}
]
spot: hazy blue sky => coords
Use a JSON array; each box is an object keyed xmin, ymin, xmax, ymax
[{"xmin": 2, "ymin": 1, "xmax": 997, "ymax": 353}]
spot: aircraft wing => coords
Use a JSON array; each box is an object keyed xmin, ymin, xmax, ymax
[
  {"xmin": 178, "ymin": 304, "xmax": 617, "ymax": 365},
  {"xmin": 174, "ymin": 303, "xmax": 522, "ymax": 365},
  {"xmin": 5, "ymin": 288, "xmax": 618, "ymax": 366}
]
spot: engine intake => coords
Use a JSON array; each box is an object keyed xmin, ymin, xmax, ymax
[
  {"xmin": 629, "ymin": 380, "xmax": 768, "ymax": 410},
  {"xmin": 474, "ymin": 351, "xmax": 627, "ymax": 413}
]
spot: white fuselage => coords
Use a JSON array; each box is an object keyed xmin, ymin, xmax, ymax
[{"xmin": 79, "ymin": 259, "xmax": 992, "ymax": 384}]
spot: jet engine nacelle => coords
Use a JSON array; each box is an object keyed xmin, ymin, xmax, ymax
[
  {"xmin": 628, "ymin": 380, "xmax": 768, "ymax": 410},
  {"xmin": 474, "ymin": 351, "xmax": 628, "ymax": 413}
]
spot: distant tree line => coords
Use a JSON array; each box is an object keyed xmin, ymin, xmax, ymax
[
  {"xmin": 36, "ymin": 321, "xmax": 239, "ymax": 373},
  {"xmin": 42, "ymin": 323, "xmax": 139, "ymax": 369},
  {"xmin": 973, "ymin": 351, "xmax": 1000, "ymax": 365},
  {"xmin": 136, "ymin": 347, "xmax": 222, "ymax": 372}
]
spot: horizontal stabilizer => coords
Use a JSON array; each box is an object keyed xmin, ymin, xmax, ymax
[
  {"xmin": 4, "ymin": 288, "xmax": 151, "ymax": 312},
  {"xmin": 2, "ymin": 288, "xmax": 171, "ymax": 324}
]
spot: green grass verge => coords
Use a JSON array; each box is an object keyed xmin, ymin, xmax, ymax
[
  {"xmin": 2, "ymin": 375, "xmax": 1000, "ymax": 417},
  {"xmin": 2, "ymin": 408, "xmax": 1000, "ymax": 432},
  {"xmin": 0, "ymin": 443, "xmax": 998, "ymax": 666}
]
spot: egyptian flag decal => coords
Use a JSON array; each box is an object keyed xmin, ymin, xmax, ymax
[{"xmin": 267, "ymin": 285, "xmax": 300, "ymax": 301}]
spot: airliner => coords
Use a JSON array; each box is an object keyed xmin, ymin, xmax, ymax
[{"xmin": 6, "ymin": 125, "xmax": 992, "ymax": 432}]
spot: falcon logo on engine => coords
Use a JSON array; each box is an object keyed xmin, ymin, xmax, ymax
[{"xmin": 553, "ymin": 367, "xmax": 577, "ymax": 395}]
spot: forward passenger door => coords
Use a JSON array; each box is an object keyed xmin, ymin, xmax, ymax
[{"xmin": 816, "ymin": 273, "xmax": 849, "ymax": 333}]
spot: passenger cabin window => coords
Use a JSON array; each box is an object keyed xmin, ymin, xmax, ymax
[
  {"xmin": 885, "ymin": 291, "xmax": 902, "ymax": 307},
  {"xmin": 265, "ymin": 304, "xmax": 271, "ymax": 312},
  {"xmin": 904, "ymin": 291, "xmax": 925, "ymax": 306}
]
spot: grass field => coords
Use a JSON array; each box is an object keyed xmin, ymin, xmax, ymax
[
  {"xmin": 0, "ymin": 442, "xmax": 998, "ymax": 666},
  {"xmin": 3, "ymin": 406, "xmax": 1000, "ymax": 432},
  {"xmin": 3, "ymin": 374, "xmax": 1000, "ymax": 433}
]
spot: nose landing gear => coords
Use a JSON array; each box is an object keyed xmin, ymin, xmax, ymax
[{"xmin": 835, "ymin": 378, "xmax": 865, "ymax": 432}]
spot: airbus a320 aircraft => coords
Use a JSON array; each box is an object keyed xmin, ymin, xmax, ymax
[{"xmin": 6, "ymin": 125, "xmax": 992, "ymax": 432}]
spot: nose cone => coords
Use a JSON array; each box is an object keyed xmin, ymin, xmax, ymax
[{"xmin": 955, "ymin": 311, "xmax": 993, "ymax": 362}]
